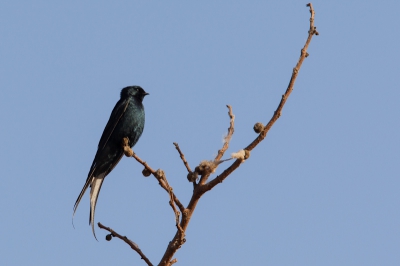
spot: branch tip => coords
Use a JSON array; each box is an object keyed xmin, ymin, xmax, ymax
[
  {"xmin": 98, "ymin": 222, "xmax": 153, "ymax": 266},
  {"xmin": 214, "ymin": 105, "xmax": 235, "ymax": 162},
  {"xmin": 173, "ymin": 142, "xmax": 192, "ymax": 173}
]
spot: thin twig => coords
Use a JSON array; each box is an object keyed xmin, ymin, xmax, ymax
[
  {"xmin": 130, "ymin": 152, "xmax": 185, "ymax": 212},
  {"xmin": 98, "ymin": 222, "xmax": 153, "ymax": 266},
  {"xmin": 159, "ymin": 170, "xmax": 185, "ymax": 238},
  {"xmin": 199, "ymin": 105, "xmax": 235, "ymax": 185},
  {"xmin": 173, "ymin": 142, "xmax": 192, "ymax": 173},
  {"xmin": 123, "ymin": 137, "xmax": 184, "ymax": 213},
  {"xmin": 131, "ymin": 152, "xmax": 157, "ymax": 175},
  {"xmin": 155, "ymin": 169, "xmax": 186, "ymax": 213},
  {"xmin": 245, "ymin": 3, "xmax": 318, "ymax": 152},
  {"xmin": 215, "ymin": 105, "xmax": 235, "ymax": 161}
]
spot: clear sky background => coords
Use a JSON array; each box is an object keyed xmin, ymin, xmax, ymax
[{"xmin": 1, "ymin": 1, "xmax": 399, "ymax": 265}]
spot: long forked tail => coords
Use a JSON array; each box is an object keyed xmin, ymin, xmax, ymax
[
  {"xmin": 72, "ymin": 177, "xmax": 93, "ymax": 226},
  {"xmin": 89, "ymin": 174, "xmax": 105, "ymax": 240}
]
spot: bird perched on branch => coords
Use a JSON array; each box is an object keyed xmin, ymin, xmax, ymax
[{"xmin": 73, "ymin": 86, "xmax": 149, "ymax": 240}]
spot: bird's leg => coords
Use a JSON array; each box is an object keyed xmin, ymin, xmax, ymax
[{"xmin": 122, "ymin": 137, "xmax": 134, "ymax": 157}]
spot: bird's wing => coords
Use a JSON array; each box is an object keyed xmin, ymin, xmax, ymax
[
  {"xmin": 72, "ymin": 97, "xmax": 130, "ymax": 219},
  {"xmin": 98, "ymin": 97, "xmax": 130, "ymax": 150}
]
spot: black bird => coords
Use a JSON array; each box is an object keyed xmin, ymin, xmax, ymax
[{"xmin": 73, "ymin": 86, "xmax": 148, "ymax": 239}]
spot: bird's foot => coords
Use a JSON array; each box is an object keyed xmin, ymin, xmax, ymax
[{"xmin": 122, "ymin": 137, "xmax": 134, "ymax": 157}]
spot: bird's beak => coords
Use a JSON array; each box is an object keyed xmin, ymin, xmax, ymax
[{"xmin": 143, "ymin": 92, "xmax": 149, "ymax": 96}]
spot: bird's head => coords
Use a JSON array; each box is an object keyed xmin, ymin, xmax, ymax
[{"xmin": 121, "ymin": 86, "xmax": 149, "ymax": 102}]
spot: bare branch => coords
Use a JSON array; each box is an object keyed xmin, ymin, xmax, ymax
[
  {"xmin": 98, "ymin": 222, "xmax": 153, "ymax": 266},
  {"xmin": 154, "ymin": 169, "xmax": 186, "ymax": 213},
  {"xmin": 199, "ymin": 105, "xmax": 235, "ymax": 185},
  {"xmin": 131, "ymin": 152, "xmax": 157, "ymax": 175},
  {"xmin": 122, "ymin": 137, "xmax": 185, "ymax": 212},
  {"xmin": 245, "ymin": 3, "xmax": 318, "ymax": 152},
  {"xmin": 158, "ymin": 170, "xmax": 185, "ymax": 239},
  {"xmin": 173, "ymin": 142, "xmax": 192, "ymax": 173},
  {"xmin": 215, "ymin": 105, "xmax": 235, "ymax": 162}
]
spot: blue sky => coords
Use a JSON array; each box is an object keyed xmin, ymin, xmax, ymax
[{"xmin": 1, "ymin": 1, "xmax": 399, "ymax": 265}]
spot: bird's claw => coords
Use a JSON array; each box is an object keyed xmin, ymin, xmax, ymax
[{"xmin": 122, "ymin": 137, "xmax": 134, "ymax": 157}]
